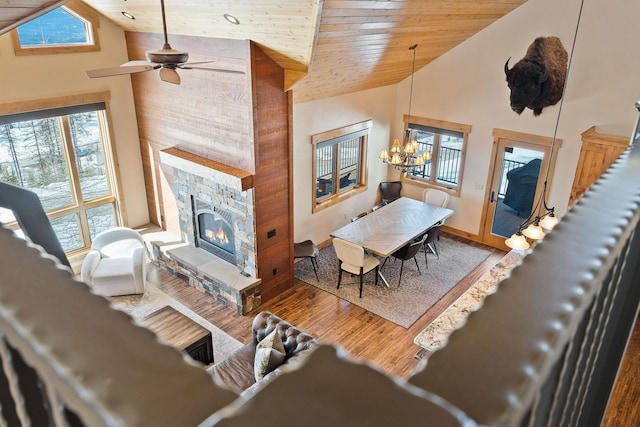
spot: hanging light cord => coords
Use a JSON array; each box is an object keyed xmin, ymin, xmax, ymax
[
  {"xmin": 528, "ymin": 0, "xmax": 585, "ymax": 222},
  {"xmin": 405, "ymin": 44, "xmax": 418, "ymax": 140}
]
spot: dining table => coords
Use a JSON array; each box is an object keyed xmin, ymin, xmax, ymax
[{"xmin": 330, "ymin": 197, "xmax": 454, "ymax": 287}]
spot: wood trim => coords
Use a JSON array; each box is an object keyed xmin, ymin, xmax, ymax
[
  {"xmin": 10, "ymin": 0, "xmax": 101, "ymax": 56},
  {"xmin": 311, "ymin": 119, "xmax": 373, "ymax": 145},
  {"xmin": 581, "ymin": 126, "xmax": 629, "ymax": 148},
  {"xmin": 160, "ymin": 147, "xmax": 254, "ymax": 191},
  {"xmin": 404, "ymin": 114, "xmax": 472, "ymax": 134},
  {"xmin": 0, "ymin": 91, "xmax": 110, "ymax": 115}
]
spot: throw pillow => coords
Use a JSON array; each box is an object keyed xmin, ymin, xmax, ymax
[{"xmin": 254, "ymin": 329, "xmax": 286, "ymax": 381}]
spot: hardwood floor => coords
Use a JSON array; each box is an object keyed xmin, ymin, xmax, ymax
[
  {"xmin": 146, "ymin": 235, "xmax": 639, "ymax": 424},
  {"xmin": 148, "ymin": 234, "xmax": 505, "ymax": 378}
]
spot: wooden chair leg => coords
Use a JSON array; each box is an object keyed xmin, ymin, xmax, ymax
[
  {"xmin": 374, "ymin": 266, "xmax": 379, "ymax": 287},
  {"xmin": 337, "ymin": 262, "xmax": 343, "ymax": 289},
  {"xmin": 414, "ymin": 256, "xmax": 421, "ymax": 274},
  {"xmin": 398, "ymin": 260, "xmax": 404, "ymax": 286},
  {"xmin": 359, "ymin": 266, "xmax": 364, "ymax": 298}
]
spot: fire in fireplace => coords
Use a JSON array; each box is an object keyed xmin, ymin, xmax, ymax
[{"xmin": 192, "ymin": 197, "xmax": 236, "ymax": 265}]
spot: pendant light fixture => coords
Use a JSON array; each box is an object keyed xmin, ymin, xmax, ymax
[{"xmin": 380, "ymin": 44, "xmax": 431, "ymax": 173}]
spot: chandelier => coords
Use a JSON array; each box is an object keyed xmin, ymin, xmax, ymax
[
  {"xmin": 380, "ymin": 44, "xmax": 431, "ymax": 174},
  {"xmin": 505, "ymin": 0, "xmax": 585, "ymax": 250}
]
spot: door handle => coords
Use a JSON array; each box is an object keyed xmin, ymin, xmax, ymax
[{"xmin": 490, "ymin": 191, "xmax": 496, "ymax": 203}]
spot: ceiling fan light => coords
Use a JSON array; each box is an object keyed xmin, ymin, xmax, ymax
[{"xmin": 505, "ymin": 232, "xmax": 530, "ymax": 250}]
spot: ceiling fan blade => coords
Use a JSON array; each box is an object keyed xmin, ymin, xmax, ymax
[
  {"xmin": 86, "ymin": 64, "xmax": 158, "ymax": 78},
  {"xmin": 159, "ymin": 67, "xmax": 181, "ymax": 85},
  {"xmin": 122, "ymin": 60, "xmax": 155, "ymax": 67},
  {"xmin": 178, "ymin": 64, "xmax": 245, "ymax": 74}
]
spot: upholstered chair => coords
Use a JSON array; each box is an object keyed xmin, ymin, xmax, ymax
[
  {"xmin": 379, "ymin": 181, "xmax": 402, "ymax": 205},
  {"xmin": 81, "ymin": 227, "xmax": 147, "ymax": 297},
  {"xmin": 333, "ymin": 238, "xmax": 379, "ymax": 298},
  {"xmin": 422, "ymin": 188, "xmax": 449, "ymax": 208}
]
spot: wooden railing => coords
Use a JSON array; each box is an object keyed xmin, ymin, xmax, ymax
[{"xmin": 1, "ymin": 113, "xmax": 640, "ymax": 425}]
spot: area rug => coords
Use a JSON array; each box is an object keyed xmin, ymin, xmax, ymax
[
  {"xmin": 109, "ymin": 283, "xmax": 243, "ymax": 364},
  {"xmin": 294, "ymin": 236, "xmax": 492, "ymax": 328}
]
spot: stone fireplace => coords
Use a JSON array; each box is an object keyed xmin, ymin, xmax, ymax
[{"xmin": 153, "ymin": 147, "xmax": 261, "ymax": 314}]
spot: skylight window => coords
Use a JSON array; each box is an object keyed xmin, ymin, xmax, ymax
[{"xmin": 11, "ymin": 3, "xmax": 100, "ymax": 55}]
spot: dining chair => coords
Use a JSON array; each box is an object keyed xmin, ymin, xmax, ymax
[
  {"xmin": 381, "ymin": 234, "xmax": 428, "ymax": 286},
  {"xmin": 351, "ymin": 211, "xmax": 368, "ymax": 222},
  {"xmin": 423, "ymin": 188, "xmax": 449, "ymax": 208},
  {"xmin": 379, "ymin": 181, "xmax": 402, "ymax": 205},
  {"xmin": 294, "ymin": 240, "xmax": 320, "ymax": 282},
  {"xmin": 419, "ymin": 226, "xmax": 441, "ymax": 270},
  {"xmin": 422, "ymin": 188, "xmax": 449, "ymax": 251},
  {"xmin": 332, "ymin": 238, "xmax": 379, "ymax": 298}
]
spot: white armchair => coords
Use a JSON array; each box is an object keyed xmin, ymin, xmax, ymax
[{"xmin": 81, "ymin": 227, "xmax": 147, "ymax": 297}]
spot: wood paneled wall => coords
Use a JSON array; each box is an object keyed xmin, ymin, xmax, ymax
[
  {"xmin": 126, "ymin": 32, "xmax": 253, "ymax": 227},
  {"xmin": 128, "ymin": 33, "xmax": 293, "ymax": 304},
  {"xmin": 250, "ymin": 42, "xmax": 294, "ymax": 302}
]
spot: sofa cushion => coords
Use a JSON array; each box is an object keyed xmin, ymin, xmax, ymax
[
  {"xmin": 254, "ymin": 329, "xmax": 286, "ymax": 381},
  {"xmin": 209, "ymin": 343, "xmax": 257, "ymax": 394}
]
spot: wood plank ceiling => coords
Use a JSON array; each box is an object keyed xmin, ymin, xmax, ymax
[{"xmin": 1, "ymin": 0, "xmax": 527, "ymax": 103}]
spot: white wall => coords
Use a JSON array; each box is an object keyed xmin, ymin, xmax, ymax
[
  {"xmin": 394, "ymin": 0, "xmax": 640, "ymax": 234},
  {"xmin": 293, "ymin": 85, "xmax": 396, "ymax": 244},
  {"xmin": 0, "ymin": 16, "xmax": 149, "ymax": 227},
  {"xmin": 293, "ymin": 0, "xmax": 640, "ymax": 243}
]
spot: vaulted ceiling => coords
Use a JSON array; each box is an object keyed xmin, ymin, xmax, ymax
[{"xmin": 1, "ymin": 0, "xmax": 527, "ymax": 103}]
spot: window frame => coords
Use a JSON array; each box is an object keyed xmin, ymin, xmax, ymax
[
  {"xmin": 401, "ymin": 115, "xmax": 471, "ymax": 197},
  {"xmin": 312, "ymin": 120, "xmax": 371, "ymax": 213},
  {"xmin": 0, "ymin": 91, "xmax": 125, "ymax": 261},
  {"xmin": 10, "ymin": 1, "xmax": 101, "ymax": 56}
]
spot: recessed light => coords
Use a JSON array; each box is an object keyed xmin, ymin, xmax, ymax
[
  {"xmin": 121, "ymin": 11, "xmax": 135, "ymax": 20},
  {"xmin": 224, "ymin": 14, "xmax": 240, "ymax": 25}
]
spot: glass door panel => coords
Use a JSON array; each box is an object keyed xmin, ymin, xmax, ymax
[{"xmin": 490, "ymin": 147, "xmax": 544, "ymax": 238}]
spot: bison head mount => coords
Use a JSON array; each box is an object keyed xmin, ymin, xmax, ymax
[{"xmin": 504, "ymin": 36, "xmax": 568, "ymax": 116}]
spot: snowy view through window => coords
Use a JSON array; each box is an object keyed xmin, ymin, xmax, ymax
[{"xmin": 0, "ymin": 111, "xmax": 116, "ymax": 252}]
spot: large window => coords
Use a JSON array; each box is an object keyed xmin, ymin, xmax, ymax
[
  {"xmin": 11, "ymin": 2, "xmax": 100, "ymax": 56},
  {"xmin": 0, "ymin": 94, "xmax": 121, "ymax": 255},
  {"xmin": 312, "ymin": 120, "xmax": 371, "ymax": 212},
  {"xmin": 403, "ymin": 115, "xmax": 471, "ymax": 196}
]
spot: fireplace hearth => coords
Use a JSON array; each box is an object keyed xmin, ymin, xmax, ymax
[{"xmin": 192, "ymin": 197, "xmax": 236, "ymax": 265}]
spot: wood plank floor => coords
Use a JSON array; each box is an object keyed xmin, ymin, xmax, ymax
[
  {"xmin": 148, "ymin": 234, "xmax": 505, "ymax": 378},
  {"xmin": 146, "ymin": 234, "xmax": 639, "ymax": 423}
]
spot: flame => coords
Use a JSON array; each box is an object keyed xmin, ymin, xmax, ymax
[{"xmin": 215, "ymin": 226, "xmax": 229, "ymax": 245}]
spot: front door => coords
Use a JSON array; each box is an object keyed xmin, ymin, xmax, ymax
[{"xmin": 480, "ymin": 129, "xmax": 558, "ymax": 250}]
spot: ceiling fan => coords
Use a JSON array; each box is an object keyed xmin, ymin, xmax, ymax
[{"xmin": 86, "ymin": 0, "xmax": 244, "ymax": 85}]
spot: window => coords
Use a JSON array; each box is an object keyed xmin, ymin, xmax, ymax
[
  {"xmin": 403, "ymin": 115, "xmax": 471, "ymax": 196},
  {"xmin": 11, "ymin": 2, "xmax": 100, "ymax": 56},
  {"xmin": 0, "ymin": 93, "xmax": 121, "ymax": 256},
  {"xmin": 312, "ymin": 120, "xmax": 371, "ymax": 212}
]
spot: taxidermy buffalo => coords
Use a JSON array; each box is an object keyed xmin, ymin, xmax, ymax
[{"xmin": 504, "ymin": 36, "xmax": 568, "ymax": 116}]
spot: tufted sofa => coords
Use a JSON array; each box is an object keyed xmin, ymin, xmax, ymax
[{"xmin": 208, "ymin": 311, "xmax": 319, "ymax": 395}]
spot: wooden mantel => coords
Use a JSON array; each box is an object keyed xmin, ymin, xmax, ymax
[{"xmin": 159, "ymin": 147, "xmax": 254, "ymax": 192}]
